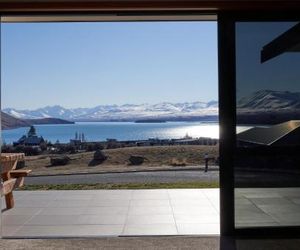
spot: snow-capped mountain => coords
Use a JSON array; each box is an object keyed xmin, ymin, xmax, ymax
[
  {"xmin": 236, "ymin": 90, "xmax": 300, "ymax": 124},
  {"xmin": 3, "ymin": 101, "xmax": 218, "ymax": 121},
  {"xmin": 237, "ymin": 90, "xmax": 300, "ymax": 111}
]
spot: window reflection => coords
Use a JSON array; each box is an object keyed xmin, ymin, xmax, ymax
[{"xmin": 235, "ymin": 22, "xmax": 300, "ymax": 228}]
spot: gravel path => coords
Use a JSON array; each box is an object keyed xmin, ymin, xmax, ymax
[{"xmin": 25, "ymin": 170, "xmax": 219, "ymax": 185}]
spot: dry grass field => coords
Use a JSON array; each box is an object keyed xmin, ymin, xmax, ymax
[{"xmin": 24, "ymin": 145, "xmax": 219, "ymax": 176}]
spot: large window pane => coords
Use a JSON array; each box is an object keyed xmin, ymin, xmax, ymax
[{"xmin": 235, "ymin": 22, "xmax": 300, "ymax": 228}]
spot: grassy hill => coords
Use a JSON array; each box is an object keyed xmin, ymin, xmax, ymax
[
  {"xmin": 1, "ymin": 111, "xmax": 74, "ymax": 130},
  {"xmin": 25, "ymin": 145, "xmax": 219, "ymax": 176},
  {"xmin": 1, "ymin": 111, "xmax": 30, "ymax": 129}
]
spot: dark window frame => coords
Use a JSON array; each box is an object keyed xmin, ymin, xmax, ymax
[{"xmin": 218, "ymin": 10, "xmax": 300, "ymax": 237}]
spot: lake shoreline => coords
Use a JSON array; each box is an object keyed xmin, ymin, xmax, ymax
[{"xmin": 2, "ymin": 121, "xmax": 222, "ymax": 144}]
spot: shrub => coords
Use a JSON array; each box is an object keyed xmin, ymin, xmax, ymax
[
  {"xmin": 1, "ymin": 144, "xmax": 15, "ymax": 153},
  {"xmin": 50, "ymin": 156, "xmax": 71, "ymax": 166},
  {"xmin": 56, "ymin": 145, "xmax": 77, "ymax": 154},
  {"xmin": 88, "ymin": 149, "xmax": 107, "ymax": 166},
  {"xmin": 106, "ymin": 141, "xmax": 121, "ymax": 149},
  {"xmin": 15, "ymin": 145, "xmax": 25, "ymax": 153},
  {"xmin": 128, "ymin": 155, "xmax": 145, "ymax": 165},
  {"xmin": 68, "ymin": 145, "xmax": 77, "ymax": 154},
  {"xmin": 170, "ymin": 158, "xmax": 187, "ymax": 167},
  {"xmin": 94, "ymin": 143, "xmax": 104, "ymax": 150},
  {"xmin": 23, "ymin": 146, "xmax": 41, "ymax": 156},
  {"xmin": 86, "ymin": 143, "xmax": 104, "ymax": 152},
  {"xmin": 93, "ymin": 149, "xmax": 107, "ymax": 162},
  {"xmin": 13, "ymin": 145, "xmax": 41, "ymax": 156},
  {"xmin": 40, "ymin": 142, "xmax": 48, "ymax": 151}
]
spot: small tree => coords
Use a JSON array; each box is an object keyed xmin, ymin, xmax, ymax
[
  {"xmin": 40, "ymin": 142, "xmax": 48, "ymax": 151},
  {"xmin": 85, "ymin": 142, "xmax": 104, "ymax": 152},
  {"xmin": 1, "ymin": 144, "xmax": 14, "ymax": 153},
  {"xmin": 23, "ymin": 146, "xmax": 41, "ymax": 156},
  {"xmin": 15, "ymin": 145, "xmax": 25, "ymax": 153}
]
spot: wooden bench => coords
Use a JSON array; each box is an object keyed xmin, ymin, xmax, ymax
[{"xmin": 1, "ymin": 153, "xmax": 32, "ymax": 209}]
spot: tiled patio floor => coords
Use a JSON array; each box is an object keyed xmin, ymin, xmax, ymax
[
  {"xmin": 2, "ymin": 189, "xmax": 220, "ymax": 237},
  {"xmin": 235, "ymin": 187, "xmax": 300, "ymax": 228},
  {"xmin": 4, "ymin": 188, "xmax": 299, "ymax": 238}
]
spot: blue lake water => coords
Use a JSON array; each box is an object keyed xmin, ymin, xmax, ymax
[{"xmin": 1, "ymin": 121, "xmax": 250, "ymax": 144}]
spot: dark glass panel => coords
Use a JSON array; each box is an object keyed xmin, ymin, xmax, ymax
[{"xmin": 235, "ymin": 22, "xmax": 300, "ymax": 228}]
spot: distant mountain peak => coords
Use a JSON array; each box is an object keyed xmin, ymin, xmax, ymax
[
  {"xmin": 237, "ymin": 89, "xmax": 300, "ymax": 110},
  {"xmin": 3, "ymin": 100, "xmax": 218, "ymax": 122}
]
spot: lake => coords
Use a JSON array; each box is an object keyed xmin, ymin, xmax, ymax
[{"xmin": 1, "ymin": 121, "xmax": 250, "ymax": 144}]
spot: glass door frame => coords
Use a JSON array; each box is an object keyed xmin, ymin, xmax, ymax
[{"xmin": 218, "ymin": 11, "xmax": 300, "ymax": 237}]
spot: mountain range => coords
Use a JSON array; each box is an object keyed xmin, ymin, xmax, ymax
[
  {"xmin": 237, "ymin": 89, "xmax": 300, "ymax": 111},
  {"xmin": 3, "ymin": 101, "xmax": 219, "ymax": 122},
  {"xmin": 4, "ymin": 90, "xmax": 300, "ymax": 126},
  {"xmin": 237, "ymin": 89, "xmax": 300, "ymax": 124}
]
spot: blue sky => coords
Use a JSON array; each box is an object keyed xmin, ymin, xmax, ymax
[
  {"xmin": 236, "ymin": 22, "xmax": 300, "ymax": 99},
  {"xmin": 1, "ymin": 21, "xmax": 217, "ymax": 109}
]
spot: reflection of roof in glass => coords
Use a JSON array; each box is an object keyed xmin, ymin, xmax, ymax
[
  {"xmin": 261, "ymin": 22, "xmax": 300, "ymax": 63},
  {"xmin": 237, "ymin": 120, "xmax": 300, "ymax": 145}
]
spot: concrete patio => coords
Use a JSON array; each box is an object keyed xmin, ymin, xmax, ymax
[
  {"xmin": 2, "ymin": 187, "xmax": 300, "ymax": 238},
  {"xmin": 2, "ymin": 189, "xmax": 220, "ymax": 238}
]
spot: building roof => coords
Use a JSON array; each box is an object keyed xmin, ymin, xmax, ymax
[
  {"xmin": 237, "ymin": 120, "xmax": 300, "ymax": 145},
  {"xmin": 24, "ymin": 136, "xmax": 44, "ymax": 145},
  {"xmin": 16, "ymin": 135, "xmax": 44, "ymax": 145}
]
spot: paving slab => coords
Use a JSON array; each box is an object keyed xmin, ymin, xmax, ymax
[{"xmin": 2, "ymin": 189, "xmax": 220, "ymax": 238}]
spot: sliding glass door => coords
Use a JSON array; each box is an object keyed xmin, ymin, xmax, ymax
[{"xmin": 234, "ymin": 20, "xmax": 300, "ymax": 230}]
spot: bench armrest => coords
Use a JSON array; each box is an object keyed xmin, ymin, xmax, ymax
[{"xmin": 10, "ymin": 170, "xmax": 32, "ymax": 178}]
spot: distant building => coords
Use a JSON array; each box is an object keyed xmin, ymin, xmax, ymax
[
  {"xmin": 13, "ymin": 125, "xmax": 45, "ymax": 146},
  {"xmin": 70, "ymin": 131, "xmax": 86, "ymax": 145},
  {"xmin": 106, "ymin": 138, "xmax": 117, "ymax": 142},
  {"xmin": 237, "ymin": 120, "xmax": 300, "ymax": 147},
  {"xmin": 173, "ymin": 138, "xmax": 200, "ymax": 145}
]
